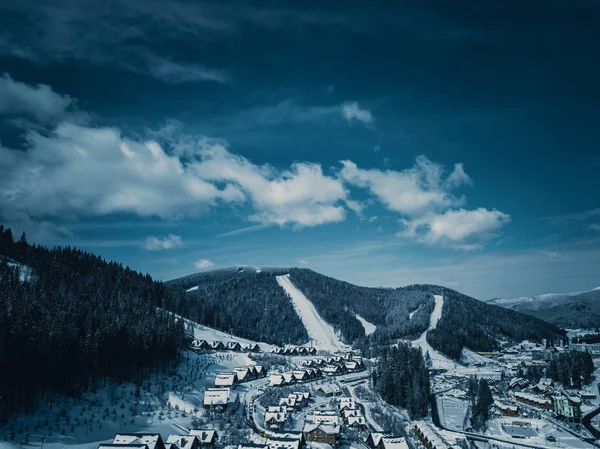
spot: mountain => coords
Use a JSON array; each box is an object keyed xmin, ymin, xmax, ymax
[
  {"xmin": 487, "ymin": 287, "xmax": 600, "ymax": 329},
  {"xmin": 166, "ymin": 267, "xmax": 565, "ymax": 359}
]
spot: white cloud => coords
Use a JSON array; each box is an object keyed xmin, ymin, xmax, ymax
[
  {"xmin": 194, "ymin": 259, "xmax": 215, "ymax": 270},
  {"xmin": 589, "ymin": 223, "xmax": 600, "ymax": 232},
  {"xmin": 340, "ymin": 156, "xmax": 469, "ymax": 217},
  {"xmin": 400, "ymin": 208, "xmax": 511, "ymax": 249},
  {"xmin": 136, "ymin": 53, "xmax": 229, "ymax": 84},
  {"xmin": 341, "ymin": 101, "xmax": 373, "ymax": 125},
  {"xmin": 0, "ymin": 73, "xmax": 73, "ymax": 123},
  {"xmin": 194, "ymin": 142, "xmax": 349, "ymax": 227},
  {"xmin": 298, "ymin": 259, "xmax": 310, "ymax": 265},
  {"xmin": 143, "ymin": 234, "xmax": 184, "ymax": 251}
]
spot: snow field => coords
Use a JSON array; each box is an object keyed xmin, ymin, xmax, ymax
[
  {"xmin": 355, "ymin": 314, "xmax": 377, "ymax": 336},
  {"xmin": 275, "ymin": 274, "xmax": 346, "ymax": 351}
]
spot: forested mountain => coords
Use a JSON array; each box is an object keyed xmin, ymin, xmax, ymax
[
  {"xmin": 0, "ymin": 226, "xmax": 188, "ymax": 422},
  {"xmin": 167, "ymin": 267, "xmax": 565, "ymax": 360},
  {"xmin": 488, "ymin": 288, "xmax": 600, "ymax": 329},
  {"xmin": 165, "ymin": 267, "xmax": 309, "ymax": 346}
]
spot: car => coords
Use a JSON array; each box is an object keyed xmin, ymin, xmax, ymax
[{"xmin": 546, "ymin": 435, "xmax": 556, "ymax": 442}]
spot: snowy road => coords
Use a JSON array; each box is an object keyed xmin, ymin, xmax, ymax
[{"xmin": 276, "ymin": 274, "xmax": 346, "ymax": 351}]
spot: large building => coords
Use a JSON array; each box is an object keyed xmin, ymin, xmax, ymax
[
  {"xmin": 302, "ymin": 423, "xmax": 340, "ymax": 447},
  {"xmin": 552, "ymin": 394, "xmax": 582, "ymax": 423}
]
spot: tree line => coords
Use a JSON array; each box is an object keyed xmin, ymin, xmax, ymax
[
  {"xmin": 0, "ymin": 226, "xmax": 189, "ymax": 422},
  {"xmin": 467, "ymin": 377, "xmax": 493, "ymax": 430}
]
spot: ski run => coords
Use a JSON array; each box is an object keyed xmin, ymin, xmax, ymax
[{"xmin": 276, "ymin": 274, "xmax": 346, "ymax": 351}]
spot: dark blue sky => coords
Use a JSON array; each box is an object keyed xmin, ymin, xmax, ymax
[{"xmin": 1, "ymin": 0, "xmax": 599, "ymax": 298}]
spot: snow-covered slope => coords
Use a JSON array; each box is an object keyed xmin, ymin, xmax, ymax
[
  {"xmin": 275, "ymin": 274, "xmax": 346, "ymax": 350},
  {"xmin": 355, "ymin": 314, "xmax": 377, "ymax": 336},
  {"xmin": 487, "ymin": 286, "xmax": 600, "ymax": 310},
  {"xmin": 411, "ymin": 295, "xmax": 457, "ymax": 370}
]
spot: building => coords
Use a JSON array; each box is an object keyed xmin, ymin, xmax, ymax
[
  {"xmin": 203, "ymin": 388, "xmax": 231, "ymax": 408},
  {"xmin": 233, "ymin": 367, "xmax": 250, "ymax": 383},
  {"xmin": 188, "ymin": 430, "xmax": 217, "ymax": 447},
  {"xmin": 514, "ymin": 392, "xmax": 552, "ymax": 409},
  {"xmin": 366, "ymin": 433, "xmax": 409, "ymax": 449},
  {"xmin": 112, "ymin": 434, "xmax": 166, "ymax": 449},
  {"xmin": 303, "ymin": 423, "xmax": 340, "ymax": 447},
  {"xmin": 338, "ymin": 397, "xmax": 356, "ymax": 411},
  {"xmin": 166, "ymin": 435, "xmax": 201, "ymax": 449},
  {"xmin": 215, "ymin": 372, "xmax": 237, "ymax": 387},
  {"xmin": 570, "ymin": 343, "xmax": 600, "ymax": 357},
  {"xmin": 552, "ymin": 394, "xmax": 582, "ymax": 423},
  {"xmin": 191, "ymin": 340, "xmax": 209, "ymax": 351},
  {"xmin": 315, "ymin": 384, "xmax": 341, "ymax": 397},
  {"xmin": 266, "ymin": 437, "xmax": 301, "ymax": 449},
  {"xmin": 227, "ymin": 342, "xmax": 243, "ymax": 352},
  {"xmin": 494, "ymin": 401, "xmax": 518, "ymax": 417},
  {"xmin": 269, "ymin": 374, "xmax": 285, "ymax": 387},
  {"xmin": 265, "ymin": 411, "xmax": 288, "ymax": 430}
]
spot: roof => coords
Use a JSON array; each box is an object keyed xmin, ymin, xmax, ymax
[
  {"xmin": 381, "ymin": 437, "xmax": 408, "ymax": 449},
  {"xmin": 303, "ymin": 423, "xmax": 341, "ymax": 435},
  {"xmin": 113, "ymin": 434, "xmax": 162, "ymax": 449},
  {"xmin": 204, "ymin": 388, "xmax": 230, "ymax": 405},
  {"xmin": 189, "ymin": 430, "xmax": 217, "ymax": 443},
  {"xmin": 215, "ymin": 373, "xmax": 236, "ymax": 386},
  {"xmin": 99, "ymin": 445, "xmax": 149, "ymax": 449},
  {"xmin": 166, "ymin": 435, "xmax": 199, "ymax": 449},
  {"xmin": 267, "ymin": 437, "xmax": 300, "ymax": 449}
]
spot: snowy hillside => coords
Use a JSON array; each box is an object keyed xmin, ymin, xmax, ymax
[
  {"xmin": 355, "ymin": 314, "xmax": 377, "ymax": 336},
  {"xmin": 275, "ymin": 274, "xmax": 347, "ymax": 351}
]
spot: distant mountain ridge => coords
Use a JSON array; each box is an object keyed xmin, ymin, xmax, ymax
[
  {"xmin": 487, "ymin": 286, "xmax": 600, "ymax": 329},
  {"xmin": 166, "ymin": 266, "xmax": 565, "ymax": 360}
]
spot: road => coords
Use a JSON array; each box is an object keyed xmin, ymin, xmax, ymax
[{"xmin": 582, "ymin": 380, "xmax": 600, "ymax": 440}]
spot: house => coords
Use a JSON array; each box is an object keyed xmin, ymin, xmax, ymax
[
  {"xmin": 233, "ymin": 367, "xmax": 250, "ymax": 383},
  {"xmin": 191, "ymin": 340, "xmax": 209, "ymax": 351},
  {"xmin": 292, "ymin": 370, "xmax": 309, "ymax": 382},
  {"xmin": 247, "ymin": 343, "xmax": 262, "ymax": 353},
  {"xmin": 279, "ymin": 396, "xmax": 297, "ymax": 411},
  {"xmin": 366, "ymin": 432, "xmax": 385, "ymax": 449},
  {"xmin": 322, "ymin": 365, "xmax": 343, "ymax": 376},
  {"xmin": 265, "ymin": 412, "xmax": 288, "ymax": 430},
  {"xmin": 238, "ymin": 445, "xmax": 268, "ymax": 449},
  {"xmin": 508, "ymin": 377, "xmax": 529, "ymax": 391},
  {"xmin": 271, "ymin": 347, "xmax": 284, "ymax": 355},
  {"xmin": 338, "ymin": 397, "xmax": 356, "ymax": 411},
  {"xmin": 215, "ymin": 373, "xmax": 237, "ymax": 387},
  {"xmin": 166, "ymin": 435, "xmax": 201, "ymax": 449},
  {"xmin": 379, "ymin": 437, "xmax": 408, "ymax": 449},
  {"xmin": 412, "ymin": 424, "xmax": 448, "ymax": 449},
  {"xmin": 282, "ymin": 373, "xmax": 296, "ymax": 385},
  {"xmin": 203, "ymin": 388, "xmax": 231, "ymax": 407},
  {"xmin": 112, "ymin": 434, "xmax": 166, "ymax": 449},
  {"xmin": 307, "ymin": 410, "xmax": 340, "ymax": 426},
  {"xmin": 316, "ymin": 384, "xmax": 341, "ymax": 397},
  {"xmin": 341, "ymin": 408, "xmax": 361, "ymax": 423},
  {"xmin": 98, "ymin": 445, "xmax": 148, "ymax": 449},
  {"xmin": 266, "ymin": 437, "xmax": 300, "ymax": 449},
  {"xmin": 209, "ymin": 341, "xmax": 226, "ymax": 351},
  {"xmin": 254, "ymin": 365, "xmax": 266, "ymax": 378},
  {"xmin": 188, "ymin": 430, "xmax": 217, "ymax": 447},
  {"xmin": 344, "ymin": 361, "xmax": 359, "ymax": 371},
  {"xmin": 302, "ymin": 423, "xmax": 340, "ymax": 447},
  {"xmin": 514, "ymin": 392, "xmax": 551, "ymax": 409},
  {"xmin": 267, "ymin": 405, "xmax": 288, "ymax": 413},
  {"xmin": 269, "ymin": 374, "xmax": 285, "ymax": 387},
  {"xmin": 552, "ymin": 394, "xmax": 582, "ymax": 423},
  {"xmin": 227, "ymin": 342, "xmax": 242, "ymax": 352},
  {"xmin": 347, "ymin": 416, "xmax": 366, "ymax": 430},
  {"xmin": 494, "ymin": 401, "xmax": 518, "ymax": 417}
]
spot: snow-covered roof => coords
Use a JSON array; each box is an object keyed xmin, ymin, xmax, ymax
[
  {"xmin": 233, "ymin": 367, "xmax": 249, "ymax": 380},
  {"xmin": 215, "ymin": 372, "xmax": 237, "ymax": 386},
  {"xmin": 113, "ymin": 434, "xmax": 163, "ymax": 449},
  {"xmin": 269, "ymin": 374, "xmax": 284, "ymax": 386},
  {"xmin": 347, "ymin": 416, "xmax": 366, "ymax": 426},
  {"xmin": 189, "ymin": 429, "xmax": 217, "ymax": 443},
  {"xmin": 381, "ymin": 437, "xmax": 408, "ymax": 449},
  {"xmin": 302, "ymin": 423, "xmax": 341, "ymax": 435},
  {"xmin": 267, "ymin": 437, "xmax": 300, "ymax": 449},
  {"xmin": 204, "ymin": 388, "xmax": 230, "ymax": 405},
  {"xmin": 265, "ymin": 411, "xmax": 287, "ymax": 423},
  {"xmin": 166, "ymin": 435, "xmax": 199, "ymax": 449}
]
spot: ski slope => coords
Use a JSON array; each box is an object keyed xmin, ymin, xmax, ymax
[
  {"xmin": 355, "ymin": 314, "xmax": 377, "ymax": 336},
  {"xmin": 276, "ymin": 274, "xmax": 346, "ymax": 351},
  {"xmin": 412, "ymin": 294, "xmax": 457, "ymax": 370}
]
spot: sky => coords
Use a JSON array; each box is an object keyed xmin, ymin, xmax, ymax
[{"xmin": 1, "ymin": 0, "xmax": 599, "ymax": 299}]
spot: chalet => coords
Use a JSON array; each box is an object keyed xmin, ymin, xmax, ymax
[
  {"xmin": 265, "ymin": 411, "xmax": 288, "ymax": 430},
  {"xmin": 271, "ymin": 348, "xmax": 284, "ymax": 355},
  {"xmin": 366, "ymin": 432, "xmax": 385, "ymax": 449},
  {"xmin": 267, "ymin": 405, "xmax": 288, "ymax": 413},
  {"xmin": 552, "ymin": 394, "xmax": 582, "ymax": 423},
  {"xmin": 227, "ymin": 342, "xmax": 243, "ymax": 352},
  {"xmin": 282, "ymin": 373, "xmax": 296, "ymax": 385},
  {"xmin": 266, "ymin": 437, "xmax": 300, "ymax": 449},
  {"xmin": 344, "ymin": 361, "xmax": 359, "ymax": 371},
  {"xmin": 316, "ymin": 384, "xmax": 341, "ymax": 397},
  {"xmin": 254, "ymin": 365, "xmax": 266, "ymax": 378},
  {"xmin": 341, "ymin": 408, "xmax": 361, "ymax": 423},
  {"xmin": 238, "ymin": 444, "xmax": 268, "ymax": 449},
  {"xmin": 233, "ymin": 367, "xmax": 250, "ymax": 383},
  {"xmin": 296, "ymin": 347, "xmax": 308, "ymax": 356},
  {"xmin": 166, "ymin": 435, "xmax": 200, "ymax": 449},
  {"xmin": 347, "ymin": 415, "xmax": 366, "ymax": 430},
  {"xmin": 514, "ymin": 392, "xmax": 551, "ymax": 409},
  {"xmin": 112, "ymin": 434, "xmax": 166, "ymax": 449},
  {"xmin": 303, "ymin": 360, "xmax": 316, "ymax": 368},
  {"xmin": 203, "ymin": 388, "xmax": 231, "ymax": 408},
  {"xmin": 293, "ymin": 391, "xmax": 310, "ymax": 404},
  {"xmin": 248, "ymin": 343, "xmax": 262, "ymax": 353},
  {"xmin": 209, "ymin": 341, "xmax": 226, "ymax": 351},
  {"xmin": 292, "ymin": 370, "xmax": 309, "ymax": 382},
  {"xmin": 215, "ymin": 373, "xmax": 237, "ymax": 387},
  {"xmin": 191, "ymin": 340, "xmax": 209, "ymax": 351},
  {"xmin": 379, "ymin": 437, "xmax": 409, "ymax": 449},
  {"xmin": 508, "ymin": 377, "xmax": 529, "ymax": 391},
  {"xmin": 279, "ymin": 396, "xmax": 297, "ymax": 411},
  {"xmin": 322, "ymin": 365, "xmax": 343, "ymax": 376},
  {"xmin": 308, "ymin": 410, "xmax": 340, "ymax": 426},
  {"xmin": 98, "ymin": 445, "xmax": 147, "ymax": 449},
  {"xmin": 412, "ymin": 424, "xmax": 448, "ymax": 449},
  {"xmin": 302, "ymin": 423, "xmax": 340, "ymax": 447},
  {"xmin": 269, "ymin": 374, "xmax": 285, "ymax": 387},
  {"xmin": 306, "ymin": 347, "xmax": 317, "ymax": 355},
  {"xmin": 188, "ymin": 430, "xmax": 217, "ymax": 447},
  {"xmin": 494, "ymin": 401, "xmax": 518, "ymax": 417},
  {"xmin": 338, "ymin": 397, "xmax": 356, "ymax": 411}
]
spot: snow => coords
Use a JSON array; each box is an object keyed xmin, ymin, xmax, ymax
[
  {"xmin": 186, "ymin": 286, "xmax": 199, "ymax": 292},
  {"xmin": 410, "ymin": 294, "xmax": 457, "ymax": 370},
  {"xmin": 355, "ymin": 314, "xmax": 376, "ymax": 336},
  {"xmin": 408, "ymin": 308, "xmax": 418, "ymax": 320},
  {"xmin": 275, "ymin": 274, "xmax": 346, "ymax": 351},
  {"xmin": 436, "ymin": 396, "xmax": 469, "ymax": 431}
]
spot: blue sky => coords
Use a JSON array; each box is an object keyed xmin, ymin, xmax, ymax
[{"xmin": 1, "ymin": 0, "xmax": 599, "ymax": 299}]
